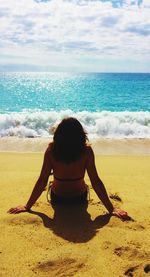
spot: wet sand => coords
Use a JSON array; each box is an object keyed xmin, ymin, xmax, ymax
[{"xmin": 0, "ymin": 137, "xmax": 150, "ymax": 155}]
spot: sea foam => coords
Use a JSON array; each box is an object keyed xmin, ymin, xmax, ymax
[{"xmin": 0, "ymin": 110, "xmax": 150, "ymax": 139}]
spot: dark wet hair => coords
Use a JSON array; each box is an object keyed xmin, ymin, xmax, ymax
[{"xmin": 52, "ymin": 117, "xmax": 88, "ymax": 163}]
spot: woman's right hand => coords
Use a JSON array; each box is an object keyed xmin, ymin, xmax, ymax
[
  {"xmin": 112, "ymin": 208, "xmax": 129, "ymax": 220},
  {"xmin": 7, "ymin": 205, "xmax": 29, "ymax": 214}
]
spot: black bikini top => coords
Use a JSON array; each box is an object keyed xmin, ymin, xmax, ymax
[{"xmin": 54, "ymin": 175, "xmax": 84, "ymax": 182}]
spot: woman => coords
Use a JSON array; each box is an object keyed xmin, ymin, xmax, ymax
[{"xmin": 8, "ymin": 117, "xmax": 128, "ymax": 219}]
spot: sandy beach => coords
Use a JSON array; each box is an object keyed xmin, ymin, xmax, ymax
[{"xmin": 0, "ymin": 139, "xmax": 150, "ymax": 277}]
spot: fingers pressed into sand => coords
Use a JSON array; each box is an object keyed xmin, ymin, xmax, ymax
[
  {"xmin": 7, "ymin": 205, "xmax": 27, "ymax": 214},
  {"xmin": 112, "ymin": 208, "xmax": 128, "ymax": 219}
]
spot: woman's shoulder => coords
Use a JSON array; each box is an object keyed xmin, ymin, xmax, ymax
[
  {"xmin": 85, "ymin": 144, "xmax": 94, "ymax": 157},
  {"xmin": 45, "ymin": 142, "xmax": 53, "ymax": 156}
]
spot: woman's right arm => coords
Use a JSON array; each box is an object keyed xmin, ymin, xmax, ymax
[
  {"xmin": 8, "ymin": 147, "xmax": 52, "ymax": 214},
  {"xmin": 86, "ymin": 147, "xmax": 128, "ymax": 219}
]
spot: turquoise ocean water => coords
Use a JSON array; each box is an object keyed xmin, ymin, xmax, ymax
[{"xmin": 0, "ymin": 72, "xmax": 150, "ymax": 139}]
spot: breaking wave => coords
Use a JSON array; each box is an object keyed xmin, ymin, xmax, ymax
[{"xmin": 0, "ymin": 110, "xmax": 150, "ymax": 139}]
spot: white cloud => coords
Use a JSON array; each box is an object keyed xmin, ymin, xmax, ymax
[{"xmin": 0, "ymin": 0, "xmax": 150, "ymax": 72}]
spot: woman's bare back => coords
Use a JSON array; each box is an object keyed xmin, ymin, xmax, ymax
[{"xmin": 47, "ymin": 143, "xmax": 90, "ymax": 196}]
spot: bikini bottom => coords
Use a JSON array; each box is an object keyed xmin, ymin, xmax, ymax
[{"xmin": 50, "ymin": 189, "xmax": 88, "ymax": 205}]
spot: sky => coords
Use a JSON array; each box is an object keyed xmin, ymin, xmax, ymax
[{"xmin": 0, "ymin": 0, "xmax": 150, "ymax": 72}]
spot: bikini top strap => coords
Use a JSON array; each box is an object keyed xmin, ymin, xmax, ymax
[{"xmin": 54, "ymin": 176, "xmax": 84, "ymax": 182}]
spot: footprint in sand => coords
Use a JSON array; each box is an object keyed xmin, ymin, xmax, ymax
[
  {"xmin": 131, "ymin": 223, "xmax": 145, "ymax": 231},
  {"xmin": 124, "ymin": 263, "xmax": 150, "ymax": 276},
  {"xmin": 6, "ymin": 217, "xmax": 41, "ymax": 226},
  {"xmin": 124, "ymin": 265, "xmax": 139, "ymax": 276},
  {"xmin": 125, "ymin": 222, "xmax": 145, "ymax": 231},
  {"xmin": 114, "ymin": 246, "xmax": 129, "ymax": 257},
  {"xmin": 102, "ymin": 241, "xmax": 111, "ymax": 250},
  {"xmin": 114, "ymin": 244, "xmax": 149, "ymax": 260},
  {"xmin": 144, "ymin": 264, "xmax": 150, "ymax": 273},
  {"xmin": 34, "ymin": 258, "xmax": 85, "ymax": 276}
]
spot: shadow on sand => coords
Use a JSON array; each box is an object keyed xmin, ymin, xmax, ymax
[{"xmin": 29, "ymin": 202, "xmax": 111, "ymax": 243}]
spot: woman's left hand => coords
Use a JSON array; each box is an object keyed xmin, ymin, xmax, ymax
[
  {"xmin": 112, "ymin": 208, "xmax": 129, "ymax": 220},
  {"xmin": 7, "ymin": 205, "xmax": 29, "ymax": 214}
]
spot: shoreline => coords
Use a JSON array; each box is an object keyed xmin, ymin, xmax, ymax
[{"xmin": 0, "ymin": 137, "xmax": 150, "ymax": 155}]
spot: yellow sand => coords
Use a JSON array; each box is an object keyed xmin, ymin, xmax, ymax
[{"xmin": 0, "ymin": 151, "xmax": 150, "ymax": 277}]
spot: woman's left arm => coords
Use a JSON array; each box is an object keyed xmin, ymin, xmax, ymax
[{"xmin": 8, "ymin": 148, "xmax": 52, "ymax": 214}]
